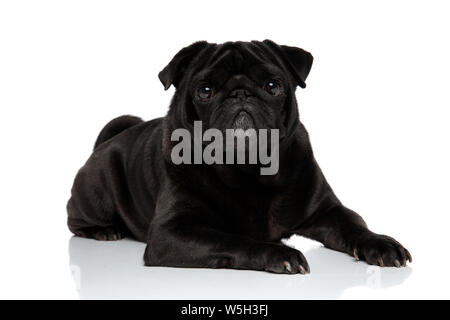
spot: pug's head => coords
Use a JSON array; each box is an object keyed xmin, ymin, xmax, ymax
[{"xmin": 159, "ymin": 40, "xmax": 313, "ymax": 142}]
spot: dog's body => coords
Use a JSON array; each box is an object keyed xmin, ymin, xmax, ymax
[{"xmin": 67, "ymin": 40, "xmax": 411, "ymax": 274}]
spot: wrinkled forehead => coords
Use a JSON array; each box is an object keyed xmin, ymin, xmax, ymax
[{"xmin": 191, "ymin": 42, "xmax": 285, "ymax": 82}]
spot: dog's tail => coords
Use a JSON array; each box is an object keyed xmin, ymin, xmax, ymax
[{"xmin": 94, "ymin": 115, "xmax": 144, "ymax": 150}]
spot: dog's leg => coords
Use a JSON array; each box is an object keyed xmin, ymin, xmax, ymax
[
  {"xmin": 145, "ymin": 223, "xmax": 309, "ymax": 274},
  {"xmin": 297, "ymin": 205, "xmax": 412, "ymax": 267},
  {"xmin": 67, "ymin": 135, "xmax": 134, "ymax": 242},
  {"xmin": 67, "ymin": 197, "xmax": 127, "ymax": 241},
  {"xmin": 143, "ymin": 193, "xmax": 309, "ymax": 274}
]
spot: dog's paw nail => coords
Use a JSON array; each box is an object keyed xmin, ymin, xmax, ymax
[
  {"xmin": 299, "ymin": 265, "xmax": 307, "ymax": 275},
  {"xmin": 353, "ymin": 248, "xmax": 359, "ymax": 261},
  {"xmin": 377, "ymin": 258, "xmax": 384, "ymax": 267},
  {"xmin": 405, "ymin": 249, "xmax": 413, "ymax": 263},
  {"xmin": 283, "ymin": 261, "xmax": 292, "ymax": 272},
  {"xmin": 394, "ymin": 259, "xmax": 401, "ymax": 268}
]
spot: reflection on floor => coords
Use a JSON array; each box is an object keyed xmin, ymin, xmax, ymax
[{"xmin": 69, "ymin": 236, "xmax": 412, "ymax": 299}]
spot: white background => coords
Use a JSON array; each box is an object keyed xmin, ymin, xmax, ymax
[{"xmin": 0, "ymin": 0, "xmax": 449, "ymax": 299}]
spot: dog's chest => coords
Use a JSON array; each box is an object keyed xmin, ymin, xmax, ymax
[{"xmin": 223, "ymin": 194, "xmax": 291, "ymax": 242}]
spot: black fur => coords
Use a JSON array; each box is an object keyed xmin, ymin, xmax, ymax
[
  {"xmin": 67, "ymin": 40, "xmax": 411, "ymax": 274},
  {"xmin": 93, "ymin": 115, "xmax": 143, "ymax": 150}
]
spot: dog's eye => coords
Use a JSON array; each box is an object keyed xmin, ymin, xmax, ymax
[
  {"xmin": 197, "ymin": 86, "xmax": 214, "ymax": 100},
  {"xmin": 264, "ymin": 80, "xmax": 283, "ymax": 96}
]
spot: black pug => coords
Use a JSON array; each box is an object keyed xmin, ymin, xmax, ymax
[{"xmin": 67, "ymin": 40, "xmax": 411, "ymax": 274}]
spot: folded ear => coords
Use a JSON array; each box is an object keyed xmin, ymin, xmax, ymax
[
  {"xmin": 263, "ymin": 40, "xmax": 313, "ymax": 88},
  {"xmin": 158, "ymin": 41, "xmax": 209, "ymax": 90}
]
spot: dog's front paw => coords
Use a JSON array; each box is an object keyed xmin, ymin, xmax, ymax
[
  {"xmin": 260, "ymin": 245, "xmax": 310, "ymax": 274},
  {"xmin": 353, "ymin": 234, "xmax": 412, "ymax": 267}
]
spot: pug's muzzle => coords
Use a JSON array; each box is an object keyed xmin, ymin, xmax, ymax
[{"xmin": 232, "ymin": 110, "xmax": 254, "ymax": 130}]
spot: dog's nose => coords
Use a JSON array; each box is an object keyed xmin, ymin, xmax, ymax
[{"xmin": 228, "ymin": 89, "xmax": 253, "ymax": 99}]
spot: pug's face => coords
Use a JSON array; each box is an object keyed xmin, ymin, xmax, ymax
[
  {"xmin": 159, "ymin": 40, "xmax": 313, "ymax": 141},
  {"xmin": 189, "ymin": 52, "xmax": 289, "ymax": 137}
]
